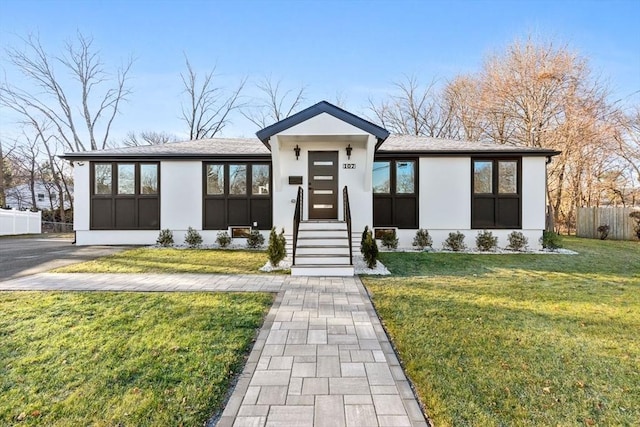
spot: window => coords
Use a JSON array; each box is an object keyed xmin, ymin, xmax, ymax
[
  {"xmin": 206, "ymin": 164, "xmax": 224, "ymax": 195},
  {"xmin": 94, "ymin": 163, "xmax": 112, "ymax": 194},
  {"xmin": 373, "ymin": 162, "xmax": 391, "ymax": 193},
  {"xmin": 37, "ymin": 193, "xmax": 45, "ymax": 202},
  {"xmin": 90, "ymin": 162, "xmax": 160, "ymax": 230},
  {"xmin": 396, "ymin": 161, "xmax": 415, "ymax": 194},
  {"xmin": 473, "ymin": 161, "xmax": 492, "ymax": 193},
  {"xmin": 373, "ymin": 159, "xmax": 418, "ymax": 229},
  {"xmin": 203, "ymin": 163, "xmax": 272, "ymax": 230},
  {"xmin": 140, "ymin": 164, "xmax": 159, "ymax": 194},
  {"xmin": 229, "ymin": 164, "xmax": 247, "ymax": 195},
  {"xmin": 472, "ymin": 158, "xmax": 521, "ymax": 229},
  {"xmin": 117, "ymin": 164, "xmax": 135, "ymax": 194},
  {"xmin": 252, "ymin": 164, "xmax": 270, "ymax": 195}
]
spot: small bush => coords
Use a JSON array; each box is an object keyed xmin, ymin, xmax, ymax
[
  {"xmin": 246, "ymin": 230, "xmax": 265, "ymax": 249},
  {"xmin": 541, "ymin": 230, "xmax": 563, "ymax": 250},
  {"xmin": 156, "ymin": 229, "xmax": 174, "ymax": 247},
  {"xmin": 360, "ymin": 226, "xmax": 369, "ymax": 254},
  {"xmin": 629, "ymin": 211, "xmax": 640, "ymax": 239},
  {"xmin": 216, "ymin": 231, "xmax": 231, "ymax": 248},
  {"xmin": 361, "ymin": 226, "xmax": 379, "ymax": 269},
  {"xmin": 184, "ymin": 226, "xmax": 203, "ymax": 248},
  {"xmin": 380, "ymin": 230, "xmax": 399, "ymax": 250},
  {"xmin": 267, "ymin": 228, "xmax": 287, "ymax": 267},
  {"xmin": 506, "ymin": 231, "xmax": 528, "ymax": 251},
  {"xmin": 443, "ymin": 231, "xmax": 466, "ymax": 252},
  {"xmin": 475, "ymin": 230, "xmax": 498, "ymax": 251},
  {"xmin": 597, "ymin": 224, "xmax": 610, "ymax": 240},
  {"xmin": 412, "ymin": 228, "xmax": 433, "ymax": 250}
]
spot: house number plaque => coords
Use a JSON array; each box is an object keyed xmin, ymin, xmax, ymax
[{"xmin": 343, "ymin": 163, "xmax": 356, "ymax": 169}]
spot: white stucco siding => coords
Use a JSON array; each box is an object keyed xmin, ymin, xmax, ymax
[
  {"xmin": 272, "ymin": 139, "xmax": 373, "ymax": 234},
  {"xmin": 160, "ymin": 161, "xmax": 202, "ymax": 231},
  {"xmin": 419, "ymin": 157, "xmax": 471, "ymax": 229},
  {"xmin": 390, "ymin": 156, "xmax": 545, "ymax": 249},
  {"xmin": 73, "ymin": 161, "xmax": 90, "ymax": 231},
  {"xmin": 522, "ymin": 156, "xmax": 547, "ymax": 230}
]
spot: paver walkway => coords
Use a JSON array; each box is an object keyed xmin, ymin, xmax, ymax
[{"xmin": 1, "ymin": 273, "xmax": 428, "ymax": 427}]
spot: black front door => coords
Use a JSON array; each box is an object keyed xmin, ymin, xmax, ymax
[{"xmin": 308, "ymin": 151, "xmax": 338, "ymax": 219}]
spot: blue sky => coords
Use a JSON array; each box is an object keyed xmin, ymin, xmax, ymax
[{"xmin": 1, "ymin": 0, "xmax": 639, "ymax": 142}]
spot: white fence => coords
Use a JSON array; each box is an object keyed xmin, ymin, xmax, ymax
[{"xmin": 0, "ymin": 209, "xmax": 42, "ymax": 236}]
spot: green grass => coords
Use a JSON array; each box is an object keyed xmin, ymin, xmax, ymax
[
  {"xmin": 53, "ymin": 248, "xmax": 272, "ymax": 274},
  {"xmin": 363, "ymin": 237, "xmax": 640, "ymax": 426},
  {"xmin": 0, "ymin": 291, "xmax": 273, "ymax": 426}
]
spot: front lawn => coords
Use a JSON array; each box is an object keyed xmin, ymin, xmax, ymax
[
  {"xmin": 0, "ymin": 291, "xmax": 273, "ymax": 426},
  {"xmin": 363, "ymin": 237, "xmax": 639, "ymax": 426},
  {"xmin": 53, "ymin": 247, "xmax": 269, "ymax": 274}
]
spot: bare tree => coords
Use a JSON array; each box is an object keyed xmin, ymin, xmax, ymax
[
  {"xmin": 0, "ymin": 139, "xmax": 17, "ymax": 206},
  {"xmin": 613, "ymin": 105, "xmax": 640, "ymax": 186},
  {"xmin": 368, "ymin": 75, "xmax": 455, "ymax": 138},
  {"xmin": 123, "ymin": 130, "xmax": 179, "ymax": 147},
  {"xmin": 442, "ymin": 75, "xmax": 484, "ymax": 141},
  {"xmin": 180, "ymin": 56, "xmax": 246, "ymax": 140},
  {"xmin": 0, "ymin": 32, "xmax": 133, "ymax": 152},
  {"xmin": 453, "ymin": 36, "xmax": 618, "ymax": 231},
  {"xmin": 242, "ymin": 76, "xmax": 306, "ymax": 128}
]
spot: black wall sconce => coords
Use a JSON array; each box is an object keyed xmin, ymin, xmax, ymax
[
  {"xmin": 346, "ymin": 144, "xmax": 352, "ymax": 160},
  {"xmin": 294, "ymin": 144, "xmax": 301, "ymax": 160}
]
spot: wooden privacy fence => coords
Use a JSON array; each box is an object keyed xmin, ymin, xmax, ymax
[{"xmin": 576, "ymin": 207, "xmax": 639, "ymax": 240}]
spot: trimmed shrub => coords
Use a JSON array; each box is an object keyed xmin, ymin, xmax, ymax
[
  {"xmin": 216, "ymin": 231, "xmax": 231, "ymax": 248},
  {"xmin": 360, "ymin": 225, "xmax": 369, "ymax": 254},
  {"xmin": 597, "ymin": 224, "xmax": 610, "ymax": 240},
  {"xmin": 506, "ymin": 231, "xmax": 528, "ymax": 251},
  {"xmin": 412, "ymin": 228, "xmax": 433, "ymax": 250},
  {"xmin": 246, "ymin": 230, "xmax": 265, "ymax": 249},
  {"xmin": 267, "ymin": 228, "xmax": 287, "ymax": 267},
  {"xmin": 541, "ymin": 230, "xmax": 563, "ymax": 250},
  {"xmin": 361, "ymin": 226, "xmax": 379, "ymax": 269},
  {"xmin": 629, "ymin": 211, "xmax": 640, "ymax": 239},
  {"xmin": 156, "ymin": 229, "xmax": 174, "ymax": 247},
  {"xmin": 443, "ymin": 231, "xmax": 466, "ymax": 252},
  {"xmin": 475, "ymin": 230, "xmax": 498, "ymax": 252},
  {"xmin": 380, "ymin": 230, "xmax": 399, "ymax": 250},
  {"xmin": 184, "ymin": 226, "xmax": 203, "ymax": 248}
]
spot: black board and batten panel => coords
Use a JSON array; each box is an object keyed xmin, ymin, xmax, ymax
[
  {"xmin": 203, "ymin": 162, "xmax": 272, "ymax": 230},
  {"xmin": 372, "ymin": 158, "xmax": 418, "ymax": 229},
  {"xmin": 90, "ymin": 162, "xmax": 160, "ymax": 230},
  {"xmin": 471, "ymin": 158, "xmax": 522, "ymax": 229}
]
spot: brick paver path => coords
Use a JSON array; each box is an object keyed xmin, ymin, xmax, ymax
[{"xmin": 1, "ymin": 273, "xmax": 428, "ymax": 427}]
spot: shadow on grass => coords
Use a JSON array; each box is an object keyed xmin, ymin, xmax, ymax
[{"xmin": 367, "ymin": 282, "xmax": 640, "ymax": 425}]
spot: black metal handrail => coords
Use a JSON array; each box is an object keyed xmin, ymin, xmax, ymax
[
  {"xmin": 292, "ymin": 186, "xmax": 303, "ymax": 265},
  {"xmin": 343, "ymin": 186, "xmax": 353, "ymax": 265}
]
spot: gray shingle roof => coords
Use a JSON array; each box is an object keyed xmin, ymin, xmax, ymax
[
  {"xmin": 62, "ymin": 138, "xmax": 270, "ymax": 158},
  {"xmin": 379, "ymin": 135, "xmax": 558, "ymax": 155},
  {"xmin": 62, "ymin": 135, "xmax": 558, "ymax": 159}
]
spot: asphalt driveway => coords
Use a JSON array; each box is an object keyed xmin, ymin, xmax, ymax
[{"xmin": 0, "ymin": 234, "xmax": 128, "ymax": 281}]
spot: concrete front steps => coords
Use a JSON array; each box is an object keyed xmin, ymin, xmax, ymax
[{"xmin": 291, "ymin": 220, "xmax": 355, "ymax": 276}]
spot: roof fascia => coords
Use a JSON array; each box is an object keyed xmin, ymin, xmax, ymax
[{"xmin": 256, "ymin": 101, "xmax": 389, "ymax": 147}]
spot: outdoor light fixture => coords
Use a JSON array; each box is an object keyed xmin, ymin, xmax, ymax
[
  {"xmin": 346, "ymin": 144, "xmax": 352, "ymax": 159},
  {"xmin": 294, "ymin": 144, "xmax": 301, "ymax": 160}
]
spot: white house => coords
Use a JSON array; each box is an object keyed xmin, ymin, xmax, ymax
[
  {"xmin": 5, "ymin": 181, "xmax": 73, "ymax": 211},
  {"xmin": 63, "ymin": 101, "xmax": 559, "ymax": 275}
]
